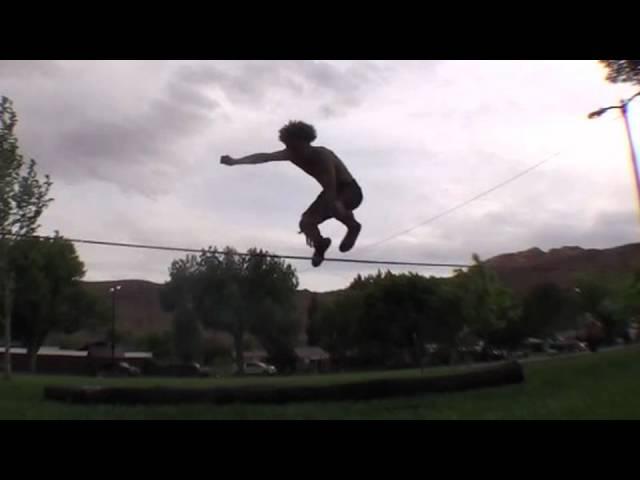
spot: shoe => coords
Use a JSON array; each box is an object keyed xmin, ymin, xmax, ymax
[
  {"xmin": 339, "ymin": 222, "xmax": 361, "ymax": 252},
  {"xmin": 312, "ymin": 237, "xmax": 331, "ymax": 267}
]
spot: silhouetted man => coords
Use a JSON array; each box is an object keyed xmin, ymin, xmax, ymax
[{"xmin": 221, "ymin": 120, "xmax": 363, "ymax": 267}]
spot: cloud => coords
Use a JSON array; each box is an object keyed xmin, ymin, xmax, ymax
[
  {"xmin": 2, "ymin": 62, "xmax": 224, "ymax": 196},
  {"xmin": 0, "ymin": 60, "xmax": 63, "ymax": 79},
  {"xmin": 53, "ymin": 96, "xmax": 219, "ymax": 193},
  {"xmin": 175, "ymin": 60, "xmax": 390, "ymax": 118}
]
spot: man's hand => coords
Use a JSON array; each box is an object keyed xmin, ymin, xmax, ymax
[{"xmin": 220, "ymin": 155, "xmax": 236, "ymax": 166}]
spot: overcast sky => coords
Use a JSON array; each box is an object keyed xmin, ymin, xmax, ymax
[{"xmin": 1, "ymin": 60, "xmax": 639, "ymax": 292}]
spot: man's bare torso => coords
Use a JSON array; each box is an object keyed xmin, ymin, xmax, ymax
[{"xmin": 288, "ymin": 146, "xmax": 354, "ymax": 188}]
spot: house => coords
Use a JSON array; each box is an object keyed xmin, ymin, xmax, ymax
[
  {"xmin": 243, "ymin": 350, "xmax": 269, "ymax": 363},
  {"xmin": 294, "ymin": 346, "xmax": 330, "ymax": 372}
]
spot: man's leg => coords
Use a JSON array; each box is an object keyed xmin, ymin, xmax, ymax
[
  {"xmin": 335, "ymin": 183, "xmax": 363, "ymax": 252},
  {"xmin": 299, "ymin": 194, "xmax": 332, "ymax": 267},
  {"xmin": 299, "ymin": 213, "xmax": 324, "ymax": 247},
  {"xmin": 335, "ymin": 209, "xmax": 361, "ymax": 253}
]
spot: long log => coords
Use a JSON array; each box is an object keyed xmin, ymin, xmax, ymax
[{"xmin": 44, "ymin": 360, "xmax": 524, "ymax": 405}]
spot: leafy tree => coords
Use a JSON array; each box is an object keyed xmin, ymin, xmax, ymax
[
  {"xmin": 600, "ymin": 60, "xmax": 640, "ymax": 86},
  {"xmin": 311, "ymin": 271, "xmax": 466, "ymax": 368},
  {"xmin": 575, "ymin": 275, "xmax": 627, "ymax": 343},
  {"xmin": 307, "ymin": 290, "xmax": 361, "ymax": 364},
  {"xmin": 0, "ymin": 96, "xmax": 53, "ymax": 378},
  {"xmin": 521, "ymin": 283, "xmax": 576, "ymax": 338},
  {"xmin": 172, "ymin": 301, "xmax": 204, "ymax": 363},
  {"xmin": 452, "ymin": 254, "xmax": 521, "ymax": 350},
  {"xmin": 7, "ymin": 235, "xmax": 99, "ymax": 371},
  {"xmin": 163, "ymin": 247, "xmax": 299, "ymax": 374}
]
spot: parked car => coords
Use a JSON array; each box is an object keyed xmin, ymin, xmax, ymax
[
  {"xmin": 480, "ymin": 347, "xmax": 507, "ymax": 362},
  {"xmin": 169, "ymin": 362, "xmax": 210, "ymax": 377},
  {"xmin": 548, "ymin": 340, "xmax": 588, "ymax": 354},
  {"xmin": 147, "ymin": 362, "xmax": 211, "ymax": 377},
  {"xmin": 233, "ymin": 361, "xmax": 277, "ymax": 376},
  {"xmin": 96, "ymin": 361, "xmax": 141, "ymax": 377}
]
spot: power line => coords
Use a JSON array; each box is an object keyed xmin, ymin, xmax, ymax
[
  {"xmin": 27, "ymin": 235, "xmax": 472, "ymax": 269},
  {"xmin": 356, "ymin": 107, "xmax": 624, "ymax": 257},
  {"xmin": 359, "ymin": 153, "xmax": 559, "ymax": 252}
]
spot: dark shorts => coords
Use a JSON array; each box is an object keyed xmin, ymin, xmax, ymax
[{"xmin": 302, "ymin": 180, "xmax": 363, "ymax": 223}]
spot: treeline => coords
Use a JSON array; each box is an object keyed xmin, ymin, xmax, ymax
[{"xmin": 306, "ymin": 256, "xmax": 639, "ymax": 369}]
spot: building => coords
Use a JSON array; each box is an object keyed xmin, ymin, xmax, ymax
[
  {"xmin": 294, "ymin": 346, "xmax": 330, "ymax": 372},
  {"xmin": 0, "ymin": 346, "xmax": 152, "ymax": 375}
]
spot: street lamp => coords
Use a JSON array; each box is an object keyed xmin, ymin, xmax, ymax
[
  {"xmin": 589, "ymin": 91, "xmax": 640, "ymax": 219},
  {"xmin": 109, "ymin": 285, "xmax": 121, "ymax": 365}
]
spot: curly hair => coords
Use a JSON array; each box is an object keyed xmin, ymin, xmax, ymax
[{"xmin": 278, "ymin": 120, "xmax": 317, "ymax": 145}]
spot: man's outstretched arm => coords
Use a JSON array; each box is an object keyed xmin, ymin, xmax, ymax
[{"xmin": 221, "ymin": 150, "xmax": 289, "ymax": 166}]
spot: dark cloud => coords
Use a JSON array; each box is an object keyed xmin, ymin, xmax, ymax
[
  {"xmin": 2, "ymin": 61, "xmax": 389, "ymax": 198},
  {"xmin": 42, "ymin": 70, "xmax": 223, "ymax": 195},
  {"xmin": 176, "ymin": 60, "xmax": 388, "ymax": 117}
]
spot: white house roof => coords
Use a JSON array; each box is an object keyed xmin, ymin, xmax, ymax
[
  {"xmin": 294, "ymin": 346, "xmax": 330, "ymax": 360},
  {"xmin": 0, "ymin": 346, "xmax": 151, "ymax": 358}
]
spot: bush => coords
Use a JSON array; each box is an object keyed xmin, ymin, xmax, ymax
[
  {"xmin": 136, "ymin": 332, "xmax": 174, "ymax": 360},
  {"xmin": 44, "ymin": 361, "xmax": 525, "ymax": 405}
]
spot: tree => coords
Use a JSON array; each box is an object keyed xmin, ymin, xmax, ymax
[
  {"xmin": 137, "ymin": 331, "xmax": 174, "ymax": 360},
  {"xmin": 7, "ymin": 235, "xmax": 98, "ymax": 372},
  {"xmin": 310, "ymin": 271, "xmax": 466, "ymax": 369},
  {"xmin": 306, "ymin": 293, "xmax": 320, "ymax": 333},
  {"xmin": 452, "ymin": 254, "xmax": 521, "ymax": 350},
  {"xmin": 611, "ymin": 270, "xmax": 640, "ymax": 342},
  {"xmin": 250, "ymin": 297, "xmax": 299, "ymax": 373},
  {"xmin": 353, "ymin": 272, "xmax": 456, "ymax": 367},
  {"xmin": 172, "ymin": 301, "xmax": 204, "ymax": 363},
  {"xmin": 161, "ymin": 255, "xmax": 205, "ymax": 363},
  {"xmin": 521, "ymin": 283, "xmax": 577, "ymax": 338},
  {"xmin": 1, "ymin": 95, "xmax": 53, "ymax": 378},
  {"xmin": 307, "ymin": 290, "xmax": 361, "ymax": 365},
  {"xmin": 163, "ymin": 247, "xmax": 299, "ymax": 374},
  {"xmin": 600, "ymin": 60, "xmax": 640, "ymax": 86},
  {"xmin": 575, "ymin": 275, "xmax": 625, "ymax": 344}
]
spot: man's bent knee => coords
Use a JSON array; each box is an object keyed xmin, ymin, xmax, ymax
[
  {"xmin": 299, "ymin": 214, "xmax": 322, "ymax": 247},
  {"xmin": 299, "ymin": 215, "xmax": 318, "ymax": 234}
]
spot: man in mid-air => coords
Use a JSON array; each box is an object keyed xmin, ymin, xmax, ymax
[{"xmin": 221, "ymin": 120, "xmax": 363, "ymax": 267}]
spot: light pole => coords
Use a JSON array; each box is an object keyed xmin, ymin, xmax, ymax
[
  {"xmin": 109, "ymin": 285, "xmax": 121, "ymax": 365},
  {"xmin": 589, "ymin": 91, "xmax": 640, "ymax": 217}
]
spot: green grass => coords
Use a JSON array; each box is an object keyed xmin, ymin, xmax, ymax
[{"xmin": 2, "ymin": 346, "xmax": 640, "ymax": 419}]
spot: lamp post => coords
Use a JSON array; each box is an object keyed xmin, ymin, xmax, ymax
[
  {"xmin": 589, "ymin": 91, "xmax": 640, "ymax": 217},
  {"xmin": 109, "ymin": 285, "xmax": 121, "ymax": 364}
]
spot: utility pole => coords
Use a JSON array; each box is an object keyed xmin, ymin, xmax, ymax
[
  {"xmin": 589, "ymin": 91, "xmax": 640, "ymax": 216},
  {"xmin": 3, "ymin": 272, "xmax": 13, "ymax": 380}
]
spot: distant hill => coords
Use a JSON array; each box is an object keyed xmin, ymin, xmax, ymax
[
  {"xmin": 82, "ymin": 280, "xmax": 173, "ymax": 335},
  {"xmin": 485, "ymin": 243, "xmax": 640, "ymax": 294},
  {"xmin": 80, "ymin": 280, "xmax": 343, "ymax": 342}
]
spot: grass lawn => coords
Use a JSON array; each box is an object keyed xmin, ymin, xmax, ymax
[{"xmin": 2, "ymin": 346, "xmax": 639, "ymax": 419}]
